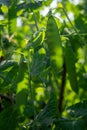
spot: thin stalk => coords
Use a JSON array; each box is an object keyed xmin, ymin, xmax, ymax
[
  {"xmin": 0, "ymin": 26, "xmax": 3, "ymax": 48},
  {"xmin": 0, "ymin": 27, "xmax": 2, "ymax": 46},
  {"xmin": 27, "ymin": 50, "xmax": 36, "ymax": 129},
  {"xmin": 63, "ymin": 8, "xmax": 78, "ymax": 34},
  {"xmin": 62, "ymin": 7, "xmax": 86, "ymax": 45},
  {"xmin": 61, "ymin": 33, "xmax": 87, "ymax": 36},
  {"xmin": 32, "ymin": 11, "xmax": 39, "ymax": 31}
]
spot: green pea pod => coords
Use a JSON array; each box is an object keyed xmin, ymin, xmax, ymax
[
  {"xmin": 46, "ymin": 15, "xmax": 63, "ymax": 73},
  {"xmin": 65, "ymin": 41, "xmax": 78, "ymax": 93}
]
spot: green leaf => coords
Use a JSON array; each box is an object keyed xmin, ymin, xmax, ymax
[
  {"xmin": 0, "ymin": 19, "xmax": 8, "ymax": 26},
  {"xmin": 30, "ymin": 48, "xmax": 47, "ymax": 84},
  {"xmin": 36, "ymin": 91, "xmax": 58, "ymax": 126},
  {"xmin": 0, "ymin": 61, "xmax": 18, "ymax": 71},
  {"xmin": 0, "ymin": 106, "xmax": 18, "ymax": 130},
  {"xmin": 8, "ymin": 0, "xmax": 17, "ymax": 36},
  {"xmin": 0, "ymin": 64, "xmax": 19, "ymax": 90},
  {"xmin": 31, "ymin": 53, "xmax": 46, "ymax": 75},
  {"xmin": 56, "ymin": 118, "xmax": 86, "ymax": 130},
  {"xmin": 0, "ymin": 61, "xmax": 18, "ymax": 91},
  {"xmin": 29, "ymin": 91, "xmax": 58, "ymax": 129},
  {"xmin": 67, "ymin": 100, "xmax": 87, "ymax": 117},
  {"xmin": 1, "ymin": 5, "xmax": 8, "ymax": 13}
]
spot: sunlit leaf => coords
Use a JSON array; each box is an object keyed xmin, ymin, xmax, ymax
[{"xmin": 1, "ymin": 5, "xmax": 8, "ymax": 13}]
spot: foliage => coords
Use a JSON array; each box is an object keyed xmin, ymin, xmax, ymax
[{"xmin": 0, "ymin": 0, "xmax": 87, "ymax": 129}]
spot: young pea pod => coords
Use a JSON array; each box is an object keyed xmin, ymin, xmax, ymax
[
  {"xmin": 45, "ymin": 15, "xmax": 63, "ymax": 73},
  {"xmin": 64, "ymin": 40, "xmax": 78, "ymax": 93}
]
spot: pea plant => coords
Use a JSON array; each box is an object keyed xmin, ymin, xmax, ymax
[{"xmin": 0, "ymin": 0, "xmax": 87, "ymax": 130}]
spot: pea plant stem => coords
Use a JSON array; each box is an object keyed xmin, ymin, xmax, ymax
[
  {"xmin": 62, "ymin": 7, "xmax": 86, "ymax": 45},
  {"xmin": 58, "ymin": 62, "xmax": 66, "ymax": 115},
  {"xmin": 32, "ymin": 11, "xmax": 39, "ymax": 31},
  {"xmin": 27, "ymin": 49, "xmax": 36, "ymax": 129},
  {"xmin": 63, "ymin": 8, "xmax": 77, "ymax": 33}
]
